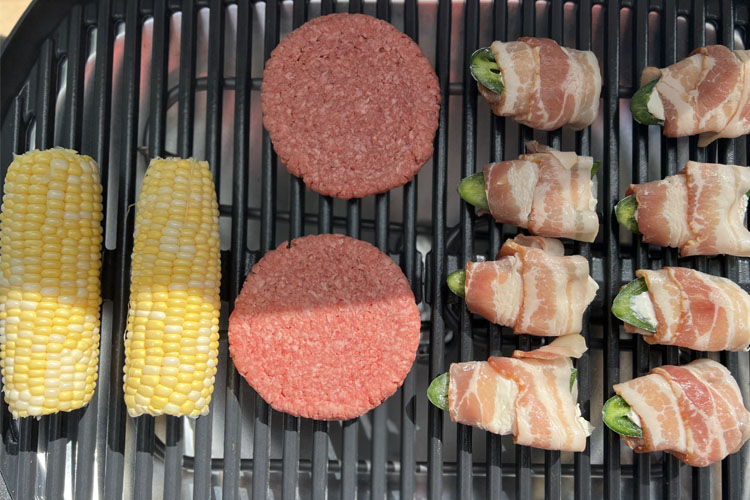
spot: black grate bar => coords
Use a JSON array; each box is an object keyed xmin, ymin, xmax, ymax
[
  {"xmin": 24, "ymin": 38, "xmax": 55, "ymax": 498},
  {"xmin": 349, "ymin": 0, "xmax": 362, "ymax": 15},
  {"xmin": 398, "ymin": 3, "xmax": 419, "ymax": 497},
  {"xmin": 45, "ymin": 4, "xmax": 85, "ymax": 498},
  {"xmin": 282, "ymin": 1, "xmax": 306, "ymax": 497},
  {"xmin": 163, "ymin": 417, "xmax": 182, "ymax": 498},
  {"xmin": 603, "ymin": 1, "xmax": 622, "ymax": 499},
  {"xmin": 177, "ymin": 0, "xmax": 197, "ymax": 158},
  {"xmin": 19, "ymin": 37, "xmax": 50, "ymax": 474},
  {"xmin": 164, "ymin": 2, "xmax": 187, "ymax": 462},
  {"xmin": 574, "ymin": 3, "xmax": 593, "ymax": 500},
  {"xmin": 660, "ymin": 1, "xmax": 682, "ymax": 498},
  {"xmin": 77, "ymin": 2, "xmax": 114, "ymax": 498},
  {"xmin": 196, "ymin": 1, "xmax": 226, "ymax": 498},
  {"xmin": 134, "ymin": 417, "xmax": 155, "ymax": 499},
  {"xmin": 341, "ymin": 418, "xmax": 358, "ymax": 499},
  {"xmin": 105, "ymin": 0, "xmax": 142, "ymax": 496},
  {"xmin": 16, "ymin": 419, "xmax": 38, "ymax": 500},
  {"xmin": 485, "ymin": 3, "xmax": 507, "ymax": 499},
  {"xmin": 370, "ymin": 194, "xmax": 390, "ymax": 500},
  {"xmin": 148, "ymin": 0, "xmax": 170, "ymax": 160},
  {"xmin": 339, "ymin": 0, "xmax": 361, "ymax": 480},
  {"xmin": 225, "ymin": 0, "xmax": 253, "ymax": 498},
  {"xmin": 458, "ymin": 0, "xmax": 479, "ymax": 497},
  {"xmin": 135, "ymin": 1, "xmax": 172, "ymax": 496},
  {"xmin": 311, "ymin": 3, "xmax": 332, "ymax": 494},
  {"xmin": 515, "ymin": 1, "xmax": 535, "ymax": 498},
  {"xmin": 312, "ymin": 420, "xmax": 329, "ymax": 500},
  {"xmin": 253, "ymin": 0, "xmax": 281, "ymax": 497},
  {"xmin": 428, "ymin": 0, "xmax": 451, "ymax": 496},
  {"xmin": 631, "ymin": 1, "xmax": 651, "ymax": 499},
  {"xmin": 369, "ymin": 3, "xmax": 392, "ymax": 500},
  {"xmin": 341, "ymin": 155, "xmax": 360, "ymax": 500},
  {"xmin": 281, "ymin": 413, "xmax": 300, "ymax": 500},
  {"xmin": 0, "ymin": 88, "xmax": 27, "ymax": 499}
]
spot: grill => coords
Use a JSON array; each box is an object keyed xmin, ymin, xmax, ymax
[{"xmin": 1, "ymin": 0, "xmax": 749, "ymax": 498}]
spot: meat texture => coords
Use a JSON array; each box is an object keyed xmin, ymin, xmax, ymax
[
  {"xmin": 448, "ymin": 335, "xmax": 593, "ymax": 451},
  {"xmin": 228, "ymin": 234, "xmax": 420, "ymax": 420},
  {"xmin": 464, "ymin": 235, "xmax": 598, "ymax": 336},
  {"xmin": 627, "ymin": 161, "xmax": 750, "ymax": 257},
  {"xmin": 623, "ymin": 267, "xmax": 750, "ymax": 351},
  {"xmin": 478, "ymin": 37, "xmax": 601, "ymax": 130},
  {"xmin": 641, "ymin": 45, "xmax": 750, "ymax": 146},
  {"xmin": 614, "ymin": 359, "xmax": 750, "ymax": 467},
  {"xmin": 261, "ymin": 14, "xmax": 440, "ymax": 199},
  {"xmin": 484, "ymin": 143, "xmax": 598, "ymax": 242}
]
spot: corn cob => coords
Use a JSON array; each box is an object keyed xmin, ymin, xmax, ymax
[
  {"xmin": 123, "ymin": 158, "xmax": 221, "ymax": 417},
  {"xmin": 0, "ymin": 148, "xmax": 103, "ymax": 418}
]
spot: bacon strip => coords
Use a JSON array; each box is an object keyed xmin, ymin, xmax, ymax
[
  {"xmin": 464, "ymin": 235, "xmax": 598, "ymax": 336},
  {"xmin": 512, "ymin": 334, "xmax": 587, "ymax": 360},
  {"xmin": 613, "ymin": 359, "xmax": 750, "ymax": 467},
  {"xmin": 448, "ymin": 361, "xmax": 518, "ymax": 435},
  {"xmin": 447, "ymin": 342, "xmax": 592, "ymax": 451},
  {"xmin": 627, "ymin": 162, "xmax": 750, "ymax": 257},
  {"xmin": 478, "ymin": 38, "xmax": 601, "ymax": 130},
  {"xmin": 624, "ymin": 267, "xmax": 750, "ymax": 351},
  {"xmin": 484, "ymin": 146, "xmax": 598, "ymax": 242},
  {"xmin": 642, "ymin": 45, "xmax": 750, "ymax": 146},
  {"xmin": 489, "ymin": 356, "xmax": 592, "ymax": 451}
]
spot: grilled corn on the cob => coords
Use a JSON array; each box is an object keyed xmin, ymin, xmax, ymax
[
  {"xmin": 123, "ymin": 157, "xmax": 220, "ymax": 417},
  {"xmin": 0, "ymin": 148, "xmax": 103, "ymax": 418}
]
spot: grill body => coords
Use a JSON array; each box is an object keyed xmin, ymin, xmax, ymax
[{"xmin": 0, "ymin": 0, "xmax": 749, "ymax": 499}]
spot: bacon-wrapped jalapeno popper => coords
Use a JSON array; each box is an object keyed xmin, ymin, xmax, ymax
[
  {"xmin": 471, "ymin": 38, "xmax": 601, "ymax": 130},
  {"xmin": 448, "ymin": 235, "xmax": 598, "ymax": 337},
  {"xmin": 611, "ymin": 267, "xmax": 750, "ymax": 352},
  {"xmin": 603, "ymin": 359, "xmax": 750, "ymax": 467},
  {"xmin": 428, "ymin": 335, "xmax": 593, "ymax": 452},
  {"xmin": 615, "ymin": 162, "xmax": 750, "ymax": 257},
  {"xmin": 458, "ymin": 142, "xmax": 599, "ymax": 243},
  {"xmin": 631, "ymin": 45, "xmax": 750, "ymax": 146}
]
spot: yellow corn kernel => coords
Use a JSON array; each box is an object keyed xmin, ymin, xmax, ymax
[
  {"xmin": 0, "ymin": 149, "xmax": 103, "ymax": 418},
  {"xmin": 123, "ymin": 158, "xmax": 220, "ymax": 418}
]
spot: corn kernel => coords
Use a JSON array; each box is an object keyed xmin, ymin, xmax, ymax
[
  {"xmin": 0, "ymin": 149, "xmax": 102, "ymax": 418},
  {"xmin": 123, "ymin": 158, "xmax": 220, "ymax": 418}
]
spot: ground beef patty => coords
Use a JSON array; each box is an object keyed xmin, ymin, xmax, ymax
[
  {"xmin": 261, "ymin": 13, "xmax": 440, "ymax": 199},
  {"xmin": 228, "ymin": 234, "xmax": 420, "ymax": 420}
]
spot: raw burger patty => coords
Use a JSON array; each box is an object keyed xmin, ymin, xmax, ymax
[
  {"xmin": 261, "ymin": 13, "xmax": 440, "ymax": 199},
  {"xmin": 228, "ymin": 234, "xmax": 421, "ymax": 420}
]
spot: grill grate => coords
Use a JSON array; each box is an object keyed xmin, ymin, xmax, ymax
[{"xmin": 1, "ymin": 0, "xmax": 749, "ymax": 499}]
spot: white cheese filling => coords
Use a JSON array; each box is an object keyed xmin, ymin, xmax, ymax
[
  {"xmin": 629, "ymin": 291, "xmax": 657, "ymax": 327},
  {"xmin": 627, "ymin": 407, "xmax": 642, "ymax": 429},
  {"xmin": 647, "ymin": 89, "xmax": 665, "ymax": 121}
]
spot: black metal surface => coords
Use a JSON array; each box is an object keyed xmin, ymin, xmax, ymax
[{"xmin": 1, "ymin": 1, "xmax": 750, "ymax": 499}]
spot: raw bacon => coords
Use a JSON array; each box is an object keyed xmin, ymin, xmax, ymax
[
  {"xmin": 641, "ymin": 45, "xmax": 750, "ymax": 146},
  {"xmin": 623, "ymin": 267, "xmax": 750, "ymax": 351},
  {"xmin": 613, "ymin": 359, "xmax": 750, "ymax": 467},
  {"xmin": 627, "ymin": 161, "xmax": 750, "ymax": 257},
  {"xmin": 484, "ymin": 144, "xmax": 598, "ymax": 242},
  {"xmin": 448, "ymin": 336, "xmax": 592, "ymax": 451},
  {"xmin": 478, "ymin": 38, "xmax": 601, "ymax": 130},
  {"xmin": 464, "ymin": 235, "xmax": 598, "ymax": 336}
]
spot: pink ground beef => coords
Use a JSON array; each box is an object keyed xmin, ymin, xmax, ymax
[
  {"xmin": 228, "ymin": 234, "xmax": 421, "ymax": 420},
  {"xmin": 261, "ymin": 13, "xmax": 440, "ymax": 199}
]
